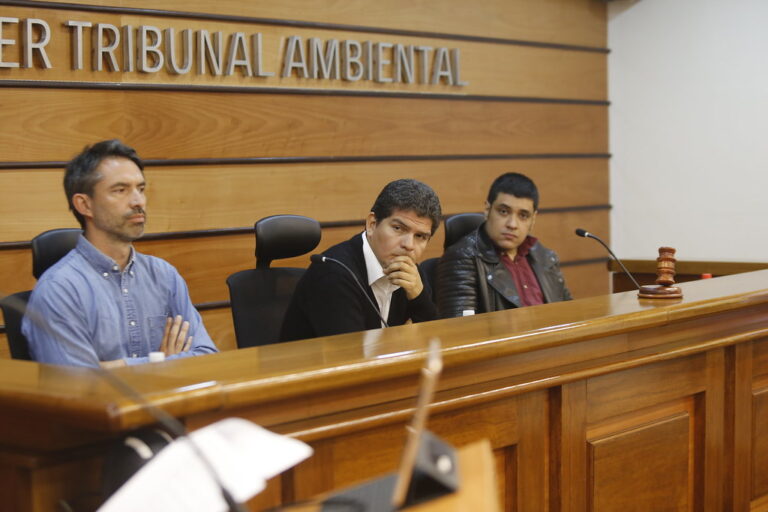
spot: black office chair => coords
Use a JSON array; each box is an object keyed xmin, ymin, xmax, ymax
[
  {"xmin": 0, "ymin": 228, "xmax": 81, "ymax": 360},
  {"xmin": 420, "ymin": 213, "xmax": 486, "ymax": 301},
  {"xmin": 226, "ymin": 215, "xmax": 321, "ymax": 348}
]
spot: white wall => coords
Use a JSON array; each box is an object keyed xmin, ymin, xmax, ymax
[{"xmin": 608, "ymin": 0, "xmax": 768, "ymax": 261}]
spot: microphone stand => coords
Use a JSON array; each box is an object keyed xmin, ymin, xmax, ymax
[{"xmin": 574, "ymin": 229, "xmax": 641, "ymax": 290}]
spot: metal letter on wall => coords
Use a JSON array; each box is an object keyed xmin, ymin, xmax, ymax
[
  {"xmin": 92, "ymin": 23, "xmax": 120, "ymax": 72},
  {"xmin": 282, "ymin": 35, "xmax": 308, "ymax": 78},
  {"xmin": 251, "ymin": 32, "xmax": 273, "ymax": 77},
  {"xmin": 309, "ymin": 37, "xmax": 339, "ymax": 80},
  {"xmin": 65, "ymin": 20, "xmax": 91, "ymax": 71},
  {"xmin": 224, "ymin": 32, "xmax": 252, "ymax": 76},
  {"xmin": 138, "ymin": 25, "xmax": 164, "ymax": 73},
  {"xmin": 0, "ymin": 17, "xmax": 20, "ymax": 68},
  {"xmin": 164, "ymin": 28, "xmax": 192, "ymax": 75},
  {"xmin": 23, "ymin": 18, "xmax": 52, "ymax": 69},
  {"xmin": 431, "ymin": 47, "xmax": 453, "ymax": 85},
  {"xmin": 341, "ymin": 39, "xmax": 363, "ymax": 81},
  {"xmin": 197, "ymin": 30, "xmax": 223, "ymax": 76}
]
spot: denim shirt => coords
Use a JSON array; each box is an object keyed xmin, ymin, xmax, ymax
[{"xmin": 22, "ymin": 235, "xmax": 218, "ymax": 367}]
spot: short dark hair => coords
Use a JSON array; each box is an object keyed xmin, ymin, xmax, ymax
[
  {"xmin": 370, "ymin": 179, "xmax": 442, "ymax": 235},
  {"xmin": 486, "ymin": 172, "xmax": 539, "ymax": 210},
  {"xmin": 64, "ymin": 139, "xmax": 143, "ymax": 228}
]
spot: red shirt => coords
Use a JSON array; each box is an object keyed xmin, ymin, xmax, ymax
[{"xmin": 499, "ymin": 236, "xmax": 544, "ymax": 307}]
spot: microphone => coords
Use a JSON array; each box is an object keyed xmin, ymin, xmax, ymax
[
  {"xmin": 0, "ymin": 291, "xmax": 247, "ymax": 512},
  {"xmin": 574, "ymin": 228, "xmax": 641, "ymax": 290},
  {"xmin": 310, "ymin": 254, "xmax": 390, "ymax": 328}
]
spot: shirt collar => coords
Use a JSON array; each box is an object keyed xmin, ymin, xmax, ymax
[
  {"xmin": 517, "ymin": 235, "xmax": 538, "ymax": 259},
  {"xmin": 505, "ymin": 235, "xmax": 538, "ymax": 261},
  {"xmin": 75, "ymin": 235, "xmax": 136, "ymax": 274},
  {"xmin": 361, "ymin": 232, "xmax": 386, "ymax": 286}
]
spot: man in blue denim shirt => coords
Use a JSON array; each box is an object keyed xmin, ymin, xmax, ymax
[{"xmin": 22, "ymin": 140, "xmax": 218, "ymax": 367}]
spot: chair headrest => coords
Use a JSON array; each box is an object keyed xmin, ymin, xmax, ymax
[
  {"xmin": 444, "ymin": 213, "xmax": 485, "ymax": 249},
  {"xmin": 255, "ymin": 215, "xmax": 321, "ymax": 268},
  {"xmin": 32, "ymin": 228, "xmax": 82, "ymax": 279}
]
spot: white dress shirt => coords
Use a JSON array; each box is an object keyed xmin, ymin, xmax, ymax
[{"xmin": 361, "ymin": 232, "xmax": 399, "ymax": 327}]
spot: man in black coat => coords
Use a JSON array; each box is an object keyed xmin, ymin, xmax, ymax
[
  {"xmin": 436, "ymin": 172, "xmax": 571, "ymax": 318},
  {"xmin": 280, "ymin": 179, "xmax": 442, "ymax": 342}
]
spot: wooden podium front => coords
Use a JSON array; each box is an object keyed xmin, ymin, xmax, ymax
[
  {"xmin": 2, "ymin": 271, "xmax": 768, "ymax": 511},
  {"xmin": 282, "ymin": 440, "xmax": 499, "ymax": 512}
]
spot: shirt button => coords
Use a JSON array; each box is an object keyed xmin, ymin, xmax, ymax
[
  {"xmin": 129, "ymin": 271, "xmax": 134, "ymax": 276},
  {"xmin": 123, "ymin": 288, "xmax": 128, "ymax": 294},
  {"xmin": 112, "ymin": 265, "xmax": 119, "ymax": 271},
  {"xmin": 129, "ymin": 321, "xmax": 136, "ymax": 326},
  {"xmin": 131, "ymin": 353, "xmax": 137, "ymax": 358},
  {"xmin": 523, "ymin": 285, "xmax": 528, "ymax": 289},
  {"xmin": 102, "ymin": 272, "xmax": 109, "ymax": 278}
]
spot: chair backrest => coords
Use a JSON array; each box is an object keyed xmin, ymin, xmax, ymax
[
  {"xmin": 0, "ymin": 291, "xmax": 32, "ymax": 360},
  {"xmin": 228, "ymin": 215, "xmax": 321, "ymax": 348},
  {"xmin": 420, "ymin": 213, "xmax": 486, "ymax": 301},
  {"xmin": 444, "ymin": 213, "xmax": 485, "ymax": 249},
  {"xmin": 32, "ymin": 228, "xmax": 81, "ymax": 279},
  {"xmin": 1, "ymin": 228, "xmax": 81, "ymax": 360},
  {"xmin": 255, "ymin": 215, "xmax": 322, "ymax": 268},
  {"xmin": 227, "ymin": 268, "xmax": 306, "ymax": 348}
]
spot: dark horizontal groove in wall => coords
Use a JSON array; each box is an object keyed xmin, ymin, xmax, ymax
[
  {"xmin": 0, "ymin": 80, "xmax": 610, "ymax": 106},
  {"xmin": 0, "ymin": 153, "xmax": 612, "ymax": 170},
  {"xmin": 560, "ymin": 257, "xmax": 609, "ymax": 268},
  {"xmin": 195, "ymin": 301, "xmax": 230, "ymax": 312},
  {"xmin": 0, "ymin": 206, "xmax": 611, "ymax": 250},
  {"xmin": 3, "ymin": 1, "xmax": 610, "ymax": 54}
]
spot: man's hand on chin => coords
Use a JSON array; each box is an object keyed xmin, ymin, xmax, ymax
[{"xmin": 384, "ymin": 255, "xmax": 424, "ymax": 300}]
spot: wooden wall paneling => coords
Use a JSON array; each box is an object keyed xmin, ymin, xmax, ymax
[
  {"xmin": 515, "ymin": 389, "xmax": 549, "ymax": 511},
  {"xmin": 0, "ymin": 89, "xmax": 608, "ymax": 162},
  {"xmin": 588, "ymin": 412, "xmax": 690, "ymax": 511},
  {"xmin": 751, "ymin": 338, "xmax": 768, "ymax": 508},
  {"xmin": 585, "ymin": 356, "xmax": 706, "ymax": 426},
  {"xmin": 582, "ymin": 353, "xmax": 727, "ymax": 511},
  {"xmin": 731, "ymin": 342, "xmax": 753, "ymax": 511},
  {"xmin": 753, "ymin": 386, "xmax": 768, "ymax": 504},
  {"xmin": 704, "ymin": 348, "xmax": 726, "ymax": 510},
  {"xmin": 0, "ymin": 7, "xmax": 607, "ymax": 100},
  {"xmin": 558, "ymin": 380, "xmax": 588, "ymax": 512},
  {"xmin": 0, "ymin": 247, "xmax": 34, "ymax": 293},
  {"xmin": 497, "ymin": 445, "xmax": 516, "ymax": 512},
  {"xmin": 198, "ymin": 307, "xmax": 236, "ymax": 352},
  {"xmin": 0, "ymin": 333, "xmax": 9, "ymax": 359},
  {"xmin": 0, "ymin": 158, "xmax": 608, "ymax": 241},
  {"xmin": 561, "ymin": 262, "xmax": 609, "ymax": 299},
  {"xmin": 35, "ymin": 0, "xmax": 608, "ymax": 48},
  {"xmin": 286, "ymin": 393, "xmax": 526, "ymax": 509}
]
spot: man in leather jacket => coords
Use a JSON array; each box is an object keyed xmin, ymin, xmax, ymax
[{"xmin": 436, "ymin": 172, "xmax": 571, "ymax": 318}]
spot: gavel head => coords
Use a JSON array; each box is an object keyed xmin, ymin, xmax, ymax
[{"xmin": 656, "ymin": 246, "xmax": 677, "ymax": 286}]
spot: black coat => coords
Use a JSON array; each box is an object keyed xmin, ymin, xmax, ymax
[
  {"xmin": 280, "ymin": 234, "xmax": 437, "ymax": 342},
  {"xmin": 436, "ymin": 224, "xmax": 571, "ymax": 318}
]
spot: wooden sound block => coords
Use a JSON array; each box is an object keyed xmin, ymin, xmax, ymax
[{"xmin": 638, "ymin": 284, "xmax": 683, "ymax": 299}]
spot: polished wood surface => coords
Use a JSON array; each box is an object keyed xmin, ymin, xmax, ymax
[
  {"xmin": 1, "ymin": 271, "xmax": 768, "ymax": 511},
  {"xmin": 610, "ymin": 259, "xmax": 768, "ymax": 293},
  {"xmin": 0, "ymin": 89, "xmax": 607, "ymax": 163},
  {"xmin": 282, "ymin": 440, "xmax": 499, "ymax": 512},
  {"xmin": 46, "ymin": 0, "xmax": 607, "ymax": 48},
  {"xmin": 0, "ymin": 158, "xmax": 608, "ymax": 241},
  {"xmin": 0, "ymin": 0, "xmax": 610, "ymax": 325},
  {"xmin": 0, "ymin": 6, "xmax": 606, "ymax": 99}
]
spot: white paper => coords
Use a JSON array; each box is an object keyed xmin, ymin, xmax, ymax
[{"xmin": 99, "ymin": 418, "xmax": 313, "ymax": 512}]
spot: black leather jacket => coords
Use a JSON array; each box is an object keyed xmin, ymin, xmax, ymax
[{"xmin": 436, "ymin": 224, "xmax": 571, "ymax": 318}]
